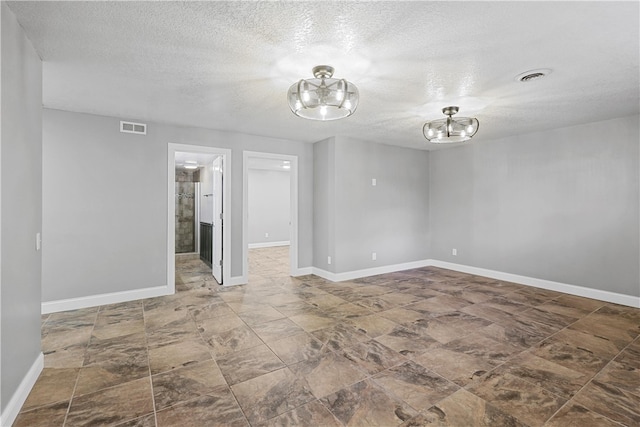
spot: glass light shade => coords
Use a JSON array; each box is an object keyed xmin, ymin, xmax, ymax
[
  {"xmin": 423, "ymin": 106, "xmax": 479, "ymax": 143},
  {"xmin": 288, "ymin": 65, "xmax": 359, "ymax": 121}
]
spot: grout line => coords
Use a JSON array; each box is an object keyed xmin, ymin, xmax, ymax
[
  {"xmin": 61, "ymin": 305, "xmax": 101, "ymax": 427},
  {"xmin": 543, "ymin": 333, "xmax": 639, "ymax": 426},
  {"xmin": 141, "ymin": 298, "xmax": 160, "ymax": 427}
]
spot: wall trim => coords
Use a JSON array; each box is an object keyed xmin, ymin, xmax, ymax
[
  {"xmin": 292, "ymin": 267, "xmax": 313, "ymax": 277},
  {"xmin": 228, "ymin": 276, "xmax": 246, "ymax": 286},
  {"xmin": 426, "ymin": 259, "xmax": 640, "ymax": 308},
  {"xmin": 0, "ymin": 352, "xmax": 43, "ymax": 427},
  {"xmin": 41, "ymin": 285, "xmax": 172, "ymax": 314},
  {"xmin": 306, "ymin": 258, "xmax": 639, "ymax": 308},
  {"xmin": 312, "ymin": 260, "xmax": 432, "ymax": 282},
  {"xmin": 248, "ymin": 241, "xmax": 290, "ymax": 249}
]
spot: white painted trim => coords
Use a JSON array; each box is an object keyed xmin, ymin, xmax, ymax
[
  {"xmin": 229, "ymin": 276, "xmax": 246, "ymax": 286},
  {"xmin": 312, "ymin": 260, "xmax": 432, "ymax": 282},
  {"xmin": 292, "ymin": 267, "xmax": 313, "ymax": 276},
  {"xmin": 305, "ymin": 258, "xmax": 638, "ymax": 308},
  {"xmin": 168, "ymin": 144, "xmax": 232, "ymax": 288},
  {"xmin": 0, "ymin": 352, "xmax": 43, "ymax": 427},
  {"xmin": 41, "ymin": 285, "xmax": 172, "ymax": 314},
  {"xmin": 248, "ymin": 241, "xmax": 290, "ymax": 249},
  {"xmin": 426, "ymin": 259, "xmax": 640, "ymax": 308},
  {"xmin": 242, "ymin": 151, "xmax": 299, "ymax": 284}
]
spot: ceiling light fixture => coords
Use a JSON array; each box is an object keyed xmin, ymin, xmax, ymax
[
  {"xmin": 423, "ymin": 106, "xmax": 479, "ymax": 143},
  {"xmin": 184, "ymin": 164, "xmax": 199, "ymax": 170},
  {"xmin": 287, "ymin": 65, "xmax": 359, "ymax": 121}
]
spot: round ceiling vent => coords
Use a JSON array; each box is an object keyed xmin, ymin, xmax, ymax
[{"xmin": 515, "ymin": 68, "xmax": 552, "ymax": 82}]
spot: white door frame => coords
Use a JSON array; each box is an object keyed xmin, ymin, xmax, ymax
[
  {"xmin": 168, "ymin": 143, "xmax": 232, "ymax": 292},
  {"xmin": 242, "ymin": 151, "xmax": 299, "ymax": 282}
]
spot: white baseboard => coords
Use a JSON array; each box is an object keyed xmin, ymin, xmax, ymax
[
  {"xmin": 0, "ymin": 352, "xmax": 43, "ymax": 427},
  {"xmin": 305, "ymin": 258, "xmax": 639, "ymax": 308},
  {"xmin": 312, "ymin": 259, "xmax": 432, "ymax": 282},
  {"xmin": 248, "ymin": 241, "xmax": 290, "ymax": 249},
  {"xmin": 227, "ymin": 276, "xmax": 247, "ymax": 286},
  {"xmin": 427, "ymin": 259, "xmax": 640, "ymax": 308},
  {"xmin": 292, "ymin": 267, "xmax": 313, "ymax": 276},
  {"xmin": 41, "ymin": 285, "xmax": 173, "ymax": 314}
]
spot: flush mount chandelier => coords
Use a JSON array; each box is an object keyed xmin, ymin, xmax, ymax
[
  {"xmin": 423, "ymin": 106, "xmax": 479, "ymax": 143},
  {"xmin": 287, "ymin": 65, "xmax": 359, "ymax": 121}
]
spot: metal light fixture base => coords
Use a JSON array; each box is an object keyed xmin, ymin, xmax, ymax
[
  {"xmin": 287, "ymin": 65, "xmax": 359, "ymax": 121},
  {"xmin": 423, "ymin": 106, "xmax": 479, "ymax": 144}
]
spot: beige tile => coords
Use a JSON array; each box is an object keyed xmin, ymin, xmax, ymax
[
  {"xmin": 347, "ymin": 314, "xmax": 399, "ymax": 338},
  {"xmin": 155, "ymin": 385, "xmax": 248, "ymax": 427},
  {"xmin": 467, "ymin": 372, "xmax": 566, "ymax": 426},
  {"xmin": 22, "ymin": 368, "xmax": 79, "ymax": 411},
  {"xmin": 414, "ymin": 347, "xmax": 494, "ymax": 386},
  {"xmin": 152, "ymin": 359, "xmax": 226, "ymax": 410},
  {"xmin": 255, "ymin": 399, "xmax": 342, "ymax": 427},
  {"xmin": 400, "ymin": 389, "xmax": 527, "ymax": 427},
  {"xmin": 266, "ymin": 332, "xmax": 324, "ymax": 365},
  {"xmin": 14, "ymin": 400, "xmax": 69, "ymax": 427},
  {"xmin": 20, "ymin": 249, "xmax": 640, "ymax": 427},
  {"xmin": 66, "ymin": 378, "xmax": 154, "ymax": 427},
  {"xmin": 231, "ymin": 367, "xmax": 315, "ymax": 423},
  {"xmin": 545, "ymin": 403, "xmax": 623, "ymax": 427},
  {"xmin": 373, "ymin": 361, "xmax": 459, "ymax": 411},
  {"xmin": 289, "ymin": 351, "xmax": 368, "ymax": 399},
  {"xmin": 321, "ymin": 379, "xmax": 417, "ymax": 426},
  {"xmin": 572, "ymin": 379, "xmax": 640, "ymax": 426},
  {"xmin": 148, "ymin": 338, "xmax": 212, "ymax": 375},
  {"xmin": 216, "ymin": 344, "xmax": 285, "ymax": 385}
]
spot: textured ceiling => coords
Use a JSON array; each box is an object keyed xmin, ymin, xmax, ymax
[{"xmin": 7, "ymin": 1, "xmax": 640, "ymax": 149}]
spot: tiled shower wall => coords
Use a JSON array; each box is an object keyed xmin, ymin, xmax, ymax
[{"xmin": 175, "ymin": 170, "xmax": 199, "ymax": 253}]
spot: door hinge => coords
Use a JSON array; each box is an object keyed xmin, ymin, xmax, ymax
[{"xmin": 219, "ymin": 259, "xmax": 223, "ymax": 267}]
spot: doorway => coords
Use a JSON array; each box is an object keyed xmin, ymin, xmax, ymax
[
  {"xmin": 168, "ymin": 144, "xmax": 231, "ymax": 293},
  {"xmin": 242, "ymin": 151, "xmax": 299, "ymax": 283}
]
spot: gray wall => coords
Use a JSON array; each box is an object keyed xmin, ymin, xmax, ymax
[
  {"xmin": 1, "ymin": 1, "xmax": 43, "ymax": 414},
  {"xmin": 313, "ymin": 137, "xmax": 430, "ymax": 274},
  {"xmin": 248, "ymin": 169, "xmax": 290, "ymax": 245},
  {"xmin": 429, "ymin": 115, "xmax": 640, "ymax": 297},
  {"xmin": 42, "ymin": 108, "xmax": 314, "ymax": 302},
  {"xmin": 313, "ymin": 138, "xmax": 336, "ymax": 272},
  {"xmin": 333, "ymin": 137, "xmax": 430, "ymax": 273}
]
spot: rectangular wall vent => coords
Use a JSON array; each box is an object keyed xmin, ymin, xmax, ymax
[{"xmin": 120, "ymin": 121, "xmax": 147, "ymax": 135}]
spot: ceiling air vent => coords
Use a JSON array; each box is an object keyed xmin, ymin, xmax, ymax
[
  {"xmin": 515, "ymin": 68, "xmax": 552, "ymax": 83},
  {"xmin": 120, "ymin": 121, "xmax": 147, "ymax": 135}
]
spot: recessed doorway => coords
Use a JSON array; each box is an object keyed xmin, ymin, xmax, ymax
[
  {"xmin": 242, "ymin": 151, "xmax": 299, "ymax": 283},
  {"xmin": 168, "ymin": 144, "xmax": 231, "ymax": 292}
]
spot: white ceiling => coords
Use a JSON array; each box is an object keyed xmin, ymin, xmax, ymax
[{"xmin": 7, "ymin": 1, "xmax": 639, "ymax": 150}]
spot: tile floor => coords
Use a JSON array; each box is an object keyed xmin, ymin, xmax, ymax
[{"xmin": 15, "ymin": 246, "xmax": 640, "ymax": 426}]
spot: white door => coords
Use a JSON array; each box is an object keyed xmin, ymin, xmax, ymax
[{"xmin": 212, "ymin": 156, "xmax": 224, "ymax": 283}]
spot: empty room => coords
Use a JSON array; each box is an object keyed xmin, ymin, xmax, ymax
[{"xmin": 1, "ymin": 1, "xmax": 638, "ymax": 426}]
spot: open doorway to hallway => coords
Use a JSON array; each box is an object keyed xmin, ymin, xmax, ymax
[
  {"xmin": 168, "ymin": 144, "xmax": 231, "ymax": 292},
  {"xmin": 243, "ymin": 151, "xmax": 298, "ymax": 284}
]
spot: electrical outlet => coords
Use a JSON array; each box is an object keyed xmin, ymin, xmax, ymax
[
  {"xmin": 372, "ymin": 252, "xmax": 377, "ymax": 261},
  {"xmin": 265, "ymin": 232, "xmax": 269, "ymax": 238},
  {"xmin": 452, "ymin": 248, "xmax": 457, "ymax": 256},
  {"xmin": 327, "ymin": 256, "xmax": 332, "ymax": 265},
  {"xmin": 371, "ymin": 178, "xmax": 377, "ymax": 186}
]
